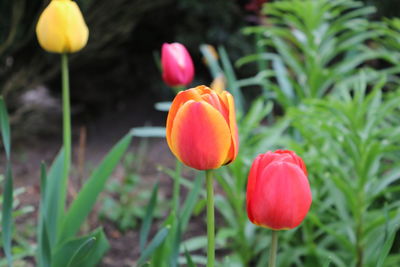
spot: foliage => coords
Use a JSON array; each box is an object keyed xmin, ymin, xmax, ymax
[
  {"xmin": 99, "ymin": 141, "xmax": 166, "ymax": 232},
  {"xmin": 239, "ymin": 0, "xmax": 400, "ymax": 109},
  {"xmin": 278, "ymin": 75, "xmax": 399, "ymax": 266},
  {"xmin": 1, "ymin": 97, "xmax": 133, "ymax": 266}
]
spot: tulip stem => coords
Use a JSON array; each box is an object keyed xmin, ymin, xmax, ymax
[
  {"xmin": 268, "ymin": 230, "xmax": 279, "ymax": 267},
  {"xmin": 205, "ymin": 170, "xmax": 215, "ymax": 267},
  {"xmin": 61, "ymin": 53, "xmax": 71, "ymax": 216}
]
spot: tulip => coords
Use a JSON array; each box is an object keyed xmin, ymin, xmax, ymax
[
  {"xmin": 161, "ymin": 43, "xmax": 195, "ymax": 87},
  {"xmin": 166, "ymin": 85, "xmax": 238, "ymax": 170},
  {"xmin": 36, "ymin": 0, "xmax": 89, "ymax": 53},
  {"xmin": 246, "ymin": 150, "xmax": 312, "ymax": 230}
]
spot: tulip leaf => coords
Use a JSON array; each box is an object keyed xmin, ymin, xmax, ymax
[
  {"xmin": 59, "ymin": 132, "xmax": 132, "ymax": 241},
  {"xmin": 0, "ymin": 97, "xmax": 11, "ymax": 159},
  {"xmin": 37, "ymin": 162, "xmax": 51, "ymax": 267},
  {"xmin": 0, "ymin": 97, "xmax": 13, "ymax": 267},
  {"xmin": 52, "ymin": 228, "xmax": 109, "ymax": 267},
  {"xmin": 44, "ymin": 148, "xmax": 65, "ymax": 247}
]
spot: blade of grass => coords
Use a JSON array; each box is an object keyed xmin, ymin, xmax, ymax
[
  {"xmin": 140, "ymin": 182, "xmax": 159, "ymax": 252},
  {"xmin": 37, "ymin": 162, "xmax": 51, "ymax": 267},
  {"xmin": 137, "ymin": 226, "xmax": 170, "ymax": 267},
  {"xmin": 0, "ymin": 97, "xmax": 13, "ymax": 267}
]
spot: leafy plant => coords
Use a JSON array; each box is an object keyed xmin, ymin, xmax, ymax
[
  {"xmin": 286, "ymin": 75, "xmax": 400, "ymax": 266},
  {"xmin": 99, "ymin": 141, "xmax": 165, "ymax": 232},
  {"xmin": 238, "ymin": 0, "xmax": 400, "ymax": 109}
]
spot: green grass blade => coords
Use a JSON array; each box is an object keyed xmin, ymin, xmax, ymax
[
  {"xmin": 184, "ymin": 248, "xmax": 197, "ymax": 267},
  {"xmin": 140, "ymin": 182, "xmax": 159, "ymax": 252},
  {"xmin": 180, "ymin": 174, "xmax": 203, "ymax": 232},
  {"xmin": 45, "ymin": 149, "xmax": 65, "ymax": 247},
  {"xmin": 37, "ymin": 162, "xmax": 51, "ymax": 267},
  {"xmin": 199, "ymin": 44, "xmax": 223, "ymax": 78},
  {"xmin": 0, "ymin": 97, "xmax": 11, "ymax": 159},
  {"xmin": 137, "ymin": 226, "xmax": 170, "ymax": 267},
  {"xmin": 0, "ymin": 97, "xmax": 13, "ymax": 266},
  {"xmin": 218, "ymin": 46, "xmax": 244, "ymax": 114},
  {"xmin": 59, "ymin": 133, "xmax": 132, "ymax": 241},
  {"xmin": 2, "ymin": 164, "xmax": 13, "ymax": 267}
]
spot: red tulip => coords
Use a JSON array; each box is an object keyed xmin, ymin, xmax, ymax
[
  {"xmin": 161, "ymin": 42, "xmax": 195, "ymax": 87},
  {"xmin": 166, "ymin": 85, "xmax": 238, "ymax": 170},
  {"xmin": 246, "ymin": 150, "xmax": 312, "ymax": 230}
]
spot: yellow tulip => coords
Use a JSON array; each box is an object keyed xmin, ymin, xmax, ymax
[{"xmin": 36, "ymin": 0, "xmax": 89, "ymax": 53}]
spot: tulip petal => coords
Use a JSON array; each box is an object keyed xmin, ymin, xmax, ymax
[
  {"xmin": 220, "ymin": 91, "xmax": 239, "ymax": 163},
  {"xmin": 170, "ymin": 100, "xmax": 231, "ymax": 170},
  {"xmin": 250, "ymin": 161, "xmax": 312, "ymax": 230},
  {"xmin": 166, "ymin": 89, "xmax": 203, "ymax": 149},
  {"xmin": 246, "ymin": 155, "xmax": 263, "ymax": 223}
]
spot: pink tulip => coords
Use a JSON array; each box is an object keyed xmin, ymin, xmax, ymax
[{"xmin": 161, "ymin": 43, "xmax": 194, "ymax": 87}]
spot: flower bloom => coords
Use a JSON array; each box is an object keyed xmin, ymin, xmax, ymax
[
  {"xmin": 166, "ymin": 85, "xmax": 238, "ymax": 170},
  {"xmin": 246, "ymin": 150, "xmax": 312, "ymax": 230},
  {"xmin": 36, "ymin": 0, "xmax": 89, "ymax": 53},
  {"xmin": 161, "ymin": 43, "xmax": 194, "ymax": 87}
]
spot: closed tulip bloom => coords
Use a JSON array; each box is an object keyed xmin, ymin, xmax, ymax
[
  {"xmin": 246, "ymin": 150, "xmax": 312, "ymax": 230},
  {"xmin": 162, "ymin": 43, "xmax": 194, "ymax": 87},
  {"xmin": 166, "ymin": 85, "xmax": 238, "ymax": 170},
  {"xmin": 36, "ymin": 0, "xmax": 89, "ymax": 53}
]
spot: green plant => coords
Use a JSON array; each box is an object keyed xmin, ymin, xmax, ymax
[
  {"xmin": 99, "ymin": 141, "xmax": 165, "ymax": 232},
  {"xmin": 238, "ymin": 0, "xmax": 400, "ymax": 109},
  {"xmin": 286, "ymin": 75, "xmax": 400, "ymax": 266}
]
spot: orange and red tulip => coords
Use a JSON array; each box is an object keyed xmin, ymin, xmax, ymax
[
  {"xmin": 161, "ymin": 42, "xmax": 194, "ymax": 87},
  {"xmin": 246, "ymin": 150, "xmax": 312, "ymax": 230},
  {"xmin": 166, "ymin": 85, "xmax": 238, "ymax": 170}
]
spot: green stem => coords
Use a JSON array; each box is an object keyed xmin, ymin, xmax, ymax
[
  {"xmin": 206, "ymin": 170, "xmax": 215, "ymax": 267},
  {"xmin": 61, "ymin": 53, "xmax": 71, "ymax": 215},
  {"xmin": 172, "ymin": 160, "xmax": 182, "ymax": 212},
  {"xmin": 268, "ymin": 231, "xmax": 278, "ymax": 267}
]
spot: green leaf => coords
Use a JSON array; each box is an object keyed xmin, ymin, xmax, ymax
[
  {"xmin": 0, "ymin": 97, "xmax": 13, "ymax": 266},
  {"xmin": 137, "ymin": 226, "xmax": 170, "ymax": 266},
  {"xmin": 184, "ymin": 248, "xmax": 197, "ymax": 267},
  {"xmin": 45, "ymin": 149, "xmax": 65, "ymax": 247},
  {"xmin": 0, "ymin": 97, "xmax": 11, "ymax": 159},
  {"xmin": 37, "ymin": 162, "xmax": 51, "ymax": 267},
  {"xmin": 179, "ymin": 174, "xmax": 203, "ymax": 232},
  {"xmin": 2, "ymin": 164, "xmax": 13, "ymax": 267},
  {"xmin": 59, "ymin": 133, "xmax": 132, "ymax": 241},
  {"xmin": 140, "ymin": 182, "xmax": 159, "ymax": 252},
  {"xmin": 218, "ymin": 46, "xmax": 244, "ymax": 114},
  {"xmin": 131, "ymin": 127, "xmax": 166, "ymax": 138},
  {"xmin": 199, "ymin": 44, "xmax": 223, "ymax": 78},
  {"xmin": 52, "ymin": 228, "xmax": 109, "ymax": 267},
  {"xmin": 67, "ymin": 237, "xmax": 96, "ymax": 267}
]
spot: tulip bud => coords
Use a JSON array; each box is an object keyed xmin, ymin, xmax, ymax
[
  {"xmin": 161, "ymin": 43, "xmax": 195, "ymax": 87},
  {"xmin": 166, "ymin": 85, "xmax": 238, "ymax": 170},
  {"xmin": 36, "ymin": 0, "xmax": 89, "ymax": 53},
  {"xmin": 246, "ymin": 150, "xmax": 312, "ymax": 230}
]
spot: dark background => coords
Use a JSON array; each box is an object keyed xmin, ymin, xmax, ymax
[{"xmin": 0, "ymin": 0, "xmax": 398, "ymax": 138}]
